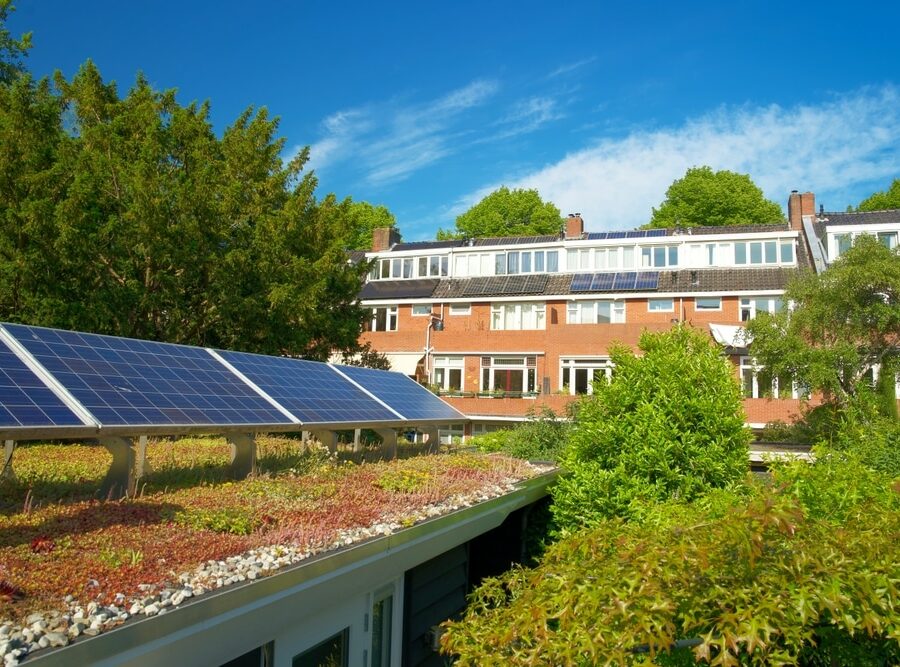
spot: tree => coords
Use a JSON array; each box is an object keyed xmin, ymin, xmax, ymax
[
  {"xmin": 746, "ymin": 234, "xmax": 900, "ymax": 410},
  {"xmin": 856, "ymin": 178, "xmax": 900, "ymax": 211},
  {"xmin": 551, "ymin": 326, "xmax": 749, "ymax": 534},
  {"xmin": 342, "ymin": 200, "xmax": 398, "ymax": 251},
  {"xmin": 437, "ymin": 186, "xmax": 561, "ymax": 239},
  {"xmin": 0, "ymin": 1, "xmax": 31, "ymax": 84},
  {"xmin": 0, "ymin": 61, "xmax": 370, "ymax": 359},
  {"xmin": 646, "ymin": 166, "xmax": 784, "ymax": 229}
]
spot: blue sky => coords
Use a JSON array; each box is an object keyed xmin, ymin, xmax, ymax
[{"xmin": 10, "ymin": 0, "xmax": 900, "ymax": 240}]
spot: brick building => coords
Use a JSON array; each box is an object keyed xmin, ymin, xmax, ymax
[{"xmin": 358, "ymin": 191, "xmax": 900, "ymax": 438}]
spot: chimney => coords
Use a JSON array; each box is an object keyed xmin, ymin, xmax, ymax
[
  {"xmin": 787, "ymin": 191, "xmax": 815, "ymax": 231},
  {"xmin": 372, "ymin": 226, "xmax": 401, "ymax": 252},
  {"xmin": 565, "ymin": 213, "xmax": 584, "ymax": 239}
]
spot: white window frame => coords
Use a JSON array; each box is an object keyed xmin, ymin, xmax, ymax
[
  {"xmin": 739, "ymin": 296, "xmax": 784, "ymax": 322},
  {"xmin": 369, "ymin": 306, "xmax": 398, "ymax": 332},
  {"xmin": 480, "ymin": 356, "xmax": 538, "ymax": 395},
  {"xmin": 641, "ymin": 245, "xmax": 679, "ymax": 268},
  {"xmin": 695, "ymin": 297, "xmax": 722, "ymax": 311},
  {"xmin": 648, "ymin": 298, "xmax": 674, "ymax": 312},
  {"xmin": 448, "ymin": 303, "xmax": 471, "ymax": 316},
  {"xmin": 740, "ymin": 356, "xmax": 808, "ymax": 399},
  {"xmin": 566, "ymin": 300, "xmax": 625, "ymax": 324},
  {"xmin": 411, "ymin": 304, "xmax": 432, "ymax": 317},
  {"xmin": 432, "ymin": 356, "xmax": 464, "ymax": 393},
  {"xmin": 490, "ymin": 302, "xmax": 546, "ymax": 330},
  {"xmin": 560, "ymin": 357, "xmax": 613, "ymax": 395}
]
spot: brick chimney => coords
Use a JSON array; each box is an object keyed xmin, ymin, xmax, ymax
[
  {"xmin": 565, "ymin": 213, "xmax": 584, "ymax": 239},
  {"xmin": 787, "ymin": 191, "xmax": 815, "ymax": 231},
  {"xmin": 372, "ymin": 226, "xmax": 401, "ymax": 252}
]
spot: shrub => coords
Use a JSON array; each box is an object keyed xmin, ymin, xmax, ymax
[
  {"xmin": 470, "ymin": 407, "xmax": 570, "ymax": 463},
  {"xmin": 552, "ymin": 326, "xmax": 750, "ymax": 533}
]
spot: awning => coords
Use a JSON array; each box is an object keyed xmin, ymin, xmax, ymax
[
  {"xmin": 709, "ymin": 323, "xmax": 751, "ymax": 347},
  {"xmin": 384, "ymin": 353, "xmax": 424, "ymax": 376}
]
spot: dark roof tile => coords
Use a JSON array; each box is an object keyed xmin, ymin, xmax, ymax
[
  {"xmin": 359, "ymin": 279, "xmax": 440, "ymax": 300},
  {"xmin": 818, "ymin": 210, "xmax": 900, "ymax": 226}
]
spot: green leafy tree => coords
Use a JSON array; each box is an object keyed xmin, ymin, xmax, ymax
[
  {"xmin": 0, "ymin": 1, "xmax": 31, "ymax": 84},
  {"xmin": 552, "ymin": 326, "xmax": 749, "ymax": 533},
  {"xmin": 0, "ymin": 61, "xmax": 369, "ymax": 358},
  {"xmin": 437, "ymin": 186, "xmax": 561, "ymax": 239},
  {"xmin": 746, "ymin": 234, "xmax": 900, "ymax": 410},
  {"xmin": 342, "ymin": 200, "xmax": 398, "ymax": 251},
  {"xmin": 646, "ymin": 166, "xmax": 784, "ymax": 228},
  {"xmin": 856, "ymin": 177, "xmax": 900, "ymax": 211}
]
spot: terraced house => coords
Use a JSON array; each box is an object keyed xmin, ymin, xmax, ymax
[{"xmin": 358, "ymin": 191, "xmax": 900, "ymax": 437}]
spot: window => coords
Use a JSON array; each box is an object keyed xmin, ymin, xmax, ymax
[
  {"xmin": 293, "ymin": 629, "xmax": 348, "ymax": 667},
  {"xmin": 566, "ymin": 300, "xmax": 625, "ymax": 324},
  {"xmin": 490, "ymin": 303, "xmax": 546, "ymax": 330},
  {"xmin": 494, "ymin": 253, "xmax": 506, "ymax": 275},
  {"xmin": 481, "ymin": 356, "xmax": 537, "ymax": 395},
  {"xmin": 521, "ymin": 251, "xmax": 532, "ymax": 273},
  {"xmin": 780, "ymin": 241, "xmax": 794, "ymax": 263},
  {"xmin": 369, "ymin": 306, "xmax": 398, "ymax": 331},
  {"xmin": 641, "ymin": 245, "xmax": 679, "ymax": 268},
  {"xmin": 695, "ymin": 297, "xmax": 721, "ymax": 311},
  {"xmin": 648, "ymin": 298, "xmax": 674, "ymax": 312},
  {"xmin": 432, "ymin": 356, "xmax": 464, "ymax": 392},
  {"xmin": 534, "ymin": 251, "xmax": 545, "ymax": 272},
  {"xmin": 507, "ymin": 251, "xmax": 519, "ymax": 274},
  {"xmin": 449, "ymin": 303, "xmax": 471, "ymax": 316},
  {"xmin": 740, "ymin": 357, "xmax": 806, "ymax": 399},
  {"xmin": 560, "ymin": 358, "xmax": 613, "ymax": 395},
  {"xmin": 567, "ymin": 248, "xmax": 591, "ymax": 271},
  {"xmin": 835, "ymin": 234, "xmax": 852, "ymax": 257},
  {"xmin": 706, "ymin": 243, "xmax": 716, "ymax": 266},
  {"xmin": 878, "ymin": 232, "xmax": 898, "ymax": 249},
  {"xmin": 739, "ymin": 296, "xmax": 784, "ymax": 322},
  {"xmin": 412, "ymin": 304, "xmax": 432, "ymax": 316},
  {"xmin": 622, "ymin": 246, "xmax": 635, "ymax": 269},
  {"xmin": 546, "ymin": 250, "xmax": 559, "ymax": 272},
  {"xmin": 371, "ymin": 590, "xmax": 393, "ymax": 667}
]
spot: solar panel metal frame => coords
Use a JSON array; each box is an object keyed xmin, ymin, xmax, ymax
[
  {"xmin": 612, "ymin": 272, "xmax": 638, "ymax": 291},
  {"xmin": 590, "ymin": 273, "xmax": 616, "ymax": 291}
]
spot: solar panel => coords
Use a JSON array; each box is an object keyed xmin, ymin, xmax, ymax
[
  {"xmin": 3, "ymin": 324, "xmax": 291, "ymax": 427},
  {"xmin": 612, "ymin": 273, "xmax": 637, "ymax": 290},
  {"xmin": 570, "ymin": 274, "xmax": 594, "ymax": 292},
  {"xmin": 590, "ymin": 273, "xmax": 616, "ymax": 291},
  {"xmin": 217, "ymin": 351, "xmax": 401, "ymax": 424},
  {"xmin": 635, "ymin": 271, "xmax": 660, "ymax": 290},
  {"xmin": 585, "ymin": 232, "xmax": 608, "ymax": 241},
  {"xmin": 332, "ymin": 364, "xmax": 465, "ymax": 421},
  {"xmin": 646, "ymin": 229, "xmax": 666, "ymax": 237},
  {"xmin": 0, "ymin": 335, "xmax": 84, "ymax": 428},
  {"xmin": 606, "ymin": 231, "xmax": 627, "ymax": 239}
]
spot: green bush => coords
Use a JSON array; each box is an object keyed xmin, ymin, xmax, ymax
[
  {"xmin": 469, "ymin": 407, "xmax": 570, "ymax": 463},
  {"xmin": 552, "ymin": 326, "xmax": 750, "ymax": 533}
]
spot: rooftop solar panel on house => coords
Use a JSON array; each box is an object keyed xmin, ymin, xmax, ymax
[
  {"xmin": 0, "ymin": 335, "xmax": 85, "ymax": 428},
  {"xmin": 635, "ymin": 271, "xmax": 660, "ymax": 290},
  {"xmin": 585, "ymin": 232, "xmax": 608, "ymax": 241},
  {"xmin": 217, "ymin": 351, "xmax": 401, "ymax": 424},
  {"xmin": 3, "ymin": 323, "xmax": 291, "ymax": 428},
  {"xmin": 590, "ymin": 273, "xmax": 616, "ymax": 291},
  {"xmin": 332, "ymin": 364, "xmax": 465, "ymax": 422},
  {"xmin": 570, "ymin": 274, "xmax": 594, "ymax": 292},
  {"xmin": 606, "ymin": 231, "xmax": 627, "ymax": 239},
  {"xmin": 612, "ymin": 273, "xmax": 637, "ymax": 290},
  {"xmin": 646, "ymin": 229, "xmax": 666, "ymax": 237}
]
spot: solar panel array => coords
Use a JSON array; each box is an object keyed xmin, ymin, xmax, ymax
[
  {"xmin": 585, "ymin": 230, "xmax": 666, "ymax": 240},
  {"xmin": 0, "ymin": 323, "xmax": 465, "ymax": 435},
  {"xmin": 569, "ymin": 271, "xmax": 660, "ymax": 293},
  {"xmin": 333, "ymin": 364, "xmax": 464, "ymax": 421},
  {"xmin": 461, "ymin": 274, "xmax": 549, "ymax": 297}
]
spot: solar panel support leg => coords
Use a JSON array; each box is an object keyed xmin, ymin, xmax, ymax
[
  {"xmin": 2, "ymin": 440, "xmax": 15, "ymax": 480},
  {"xmin": 135, "ymin": 435, "xmax": 151, "ymax": 484},
  {"xmin": 352, "ymin": 429, "xmax": 361, "ymax": 453},
  {"xmin": 100, "ymin": 437, "xmax": 135, "ymax": 499},
  {"xmin": 227, "ymin": 434, "xmax": 256, "ymax": 480},
  {"xmin": 373, "ymin": 429, "xmax": 397, "ymax": 460},
  {"xmin": 311, "ymin": 430, "xmax": 338, "ymax": 453},
  {"xmin": 421, "ymin": 426, "xmax": 440, "ymax": 453}
]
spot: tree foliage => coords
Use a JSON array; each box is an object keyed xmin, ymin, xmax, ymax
[
  {"xmin": 442, "ymin": 465, "xmax": 900, "ymax": 666},
  {"xmin": 343, "ymin": 200, "xmax": 398, "ymax": 251},
  {"xmin": 0, "ymin": 62, "xmax": 370, "ymax": 359},
  {"xmin": 438, "ymin": 186, "xmax": 561, "ymax": 239},
  {"xmin": 551, "ymin": 326, "xmax": 750, "ymax": 533},
  {"xmin": 856, "ymin": 178, "xmax": 900, "ymax": 212},
  {"xmin": 0, "ymin": 1, "xmax": 30, "ymax": 85},
  {"xmin": 746, "ymin": 234, "xmax": 900, "ymax": 408},
  {"xmin": 646, "ymin": 166, "xmax": 784, "ymax": 229}
]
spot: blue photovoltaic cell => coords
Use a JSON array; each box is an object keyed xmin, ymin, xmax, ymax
[
  {"xmin": 606, "ymin": 231, "xmax": 627, "ymax": 239},
  {"xmin": 612, "ymin": 272, "xmax": 637, "ymax": 290},
  {"xmin": 590, "ymin": 273, "xmax": 616, "ymax": 291},
  {"xmin": 646, "ymin": 229, "xmax": 666, "ymax": 237},
  {"xmin": 570, "ymin": 274, "xmax": 594, "ymax": 292},
  {"xmin": 585, "ymin": 232, "xmax": 608, "ymax": 240},
  {"xmin": 3, "ymin": 324, "xmax": 290, "ymax": 427},
  {"xmin": 334, "ymin": 364, "xmax": 464, "ymax": 421},
  {"xmin": 635, "ymin": 271, "xmax": 660, "ymax": 290},
  {"xmin": 0, "ymin": 337, "xmax": 83, "ymax": 428},
  {"xmin": 218, "ymin": 351, "xmax": 400, "ymax": 424}
]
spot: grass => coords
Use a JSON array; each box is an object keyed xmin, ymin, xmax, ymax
[{"xmin": 0, "ymin": 436, "xmax": 539, "ymax": 623}]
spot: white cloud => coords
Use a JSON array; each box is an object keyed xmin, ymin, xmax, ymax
[
  {"xmin": 545, "ymin": 57, "xmax": 597, "ymax": 80},
  {"xmin": 469, "ymin": 86, "xmax": 900, "ymax": 230},
  {"xmin": 484, "ymin": 97, "xmax": 565, "ymax": 141}
]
